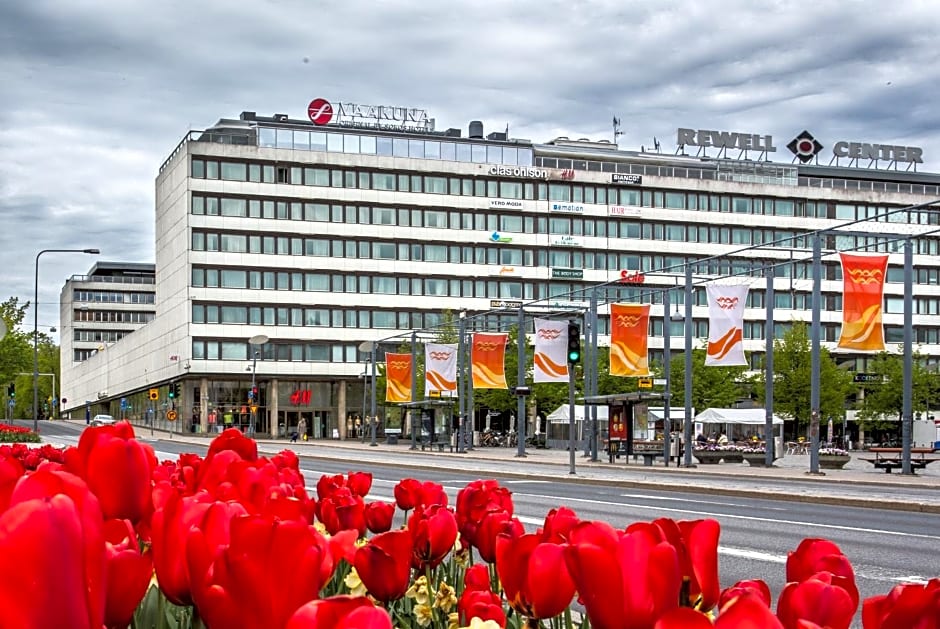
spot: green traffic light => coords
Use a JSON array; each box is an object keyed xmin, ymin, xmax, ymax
[{"xmin": 568, "ymin": 351, "xmax": 581, "ymax": 363}]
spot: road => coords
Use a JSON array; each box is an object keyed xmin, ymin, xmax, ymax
[{"xmin": 26, "ymin": 420, "xmax": 940, "ymax": 627}]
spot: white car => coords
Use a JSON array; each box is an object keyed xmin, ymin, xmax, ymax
[{"xmin": 91, "ymin": 414, "xmax": 116, "ymax": 426}]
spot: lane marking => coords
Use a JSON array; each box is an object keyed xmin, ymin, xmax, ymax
[
  {"xmin": 620, "ymin": 493, "xmax": 788, "ymax": 511},
  {"xmin": 510, "ymin": 492, "xmax": 940, "ymax": 541}
]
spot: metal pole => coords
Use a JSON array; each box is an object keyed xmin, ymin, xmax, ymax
[
  {"xmin": 360, "ymin": 370, "xmax": 367, "ymax": 443},
  {"xmin": 809, "ymin": 235, "xmax": 822, "ymax": 474},
  {"xmin": 765, "ymin": 264, "xmax": 776, "ymax": 467},
  {"xmin": 516, "ymin": 306, "xmax": 527, "ymax": 457},
  {"xmin": 902, "ymin": 239, "xmax": 914, "ymax": 474},
  {"xmin": 369, "ymin": 344, "xmax": 378, "ymax": 447},
  {"xmin": 663, "ymin": 288, "xmax": 672, "ymax": 467},
  {"xmin": 568, "ymin": 354, "xmax": 576, "ymax": 475},
  {"xmin": 589, "ymin": 289, "xmax": 599, "ymax": 461},
  {"xmin": 250, "ymin": 352, "xmax": 257, "ymax": 436},
  {"xmin": 683, "ymin": 264, "xmax": 695, "ymax": 466},
  {"xmin": 457, "ymin": 316, "xmax": 467, "ymax": 454},
  {"xmin": 410, "ymin": 331, "xmax": 418, "ymax": 450}
]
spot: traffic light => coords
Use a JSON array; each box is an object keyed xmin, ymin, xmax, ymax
[
  {"xmin": 7, "ymin": 383, "xmax": 14, "ymax": 399},
  {"xmin": 168, "ymin": 382, "xmax": 176, "ymax": 399},
  {"xmin": 567, "ymin": 322, "xmax": 581, "ymax": 364}
]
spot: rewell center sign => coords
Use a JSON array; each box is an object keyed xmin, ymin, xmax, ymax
[{"xmin": 677, "ymin": 128, "xmax": 776, "ymax": 152}]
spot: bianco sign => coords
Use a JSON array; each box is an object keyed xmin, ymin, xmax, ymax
[
  {"xmin": 677, "ymin": 128, "xmax": 776, "ymax": 152},
  {"xmin": 489, "ymin": 199, "xmax": 524, "ymax": 209},
  {"xmin": 489, "ymin": 165, "xmax": 549, "ymax": 179}
]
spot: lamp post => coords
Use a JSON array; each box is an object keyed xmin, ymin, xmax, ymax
[
  {"xmin": 34, "ymin": 248, "xmax": 99, "ymax": 433},
  {"xmin": 248, "ymin": 334, "xmax": 269, "ymax": 437}
]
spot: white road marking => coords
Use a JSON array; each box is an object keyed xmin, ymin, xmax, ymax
[
  {"xmin": 511, "ymin": 492, "xmax": 940, "ymax": 541},
  {"xmin": 620, "ymin": 493, "xmax": 788, "ymax": 511}
]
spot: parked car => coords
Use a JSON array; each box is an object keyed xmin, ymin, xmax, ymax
[{"xmin": 91, "ymin": 414, "xmax": 116, "ymax": 426}]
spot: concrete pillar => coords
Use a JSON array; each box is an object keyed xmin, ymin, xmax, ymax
[
  {"xmin": 269, "ymin": 379, "xmax": 279, "ymax": 439},
  {"xmin": 200, "ymin": 377, "xmax": 209, "ymax": 434},
  {"xmin": 337, "ymin": 380, "xmax": 347, "ymax": 439}
]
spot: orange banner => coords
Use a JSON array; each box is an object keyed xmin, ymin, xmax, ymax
[
  {"xmin": 838, "ymin": 253, "xmax": 888, "ymax": 351},
  {"xmin": 471, "ymin": 332, "xmax": 508, "ymax": 389},
  {"xmin": 384, "ymin": 353, "xmax": 413, "ymax": 403},
  {"xmin": 610, "ymin": 304, "xmax": 650, "ymax": 377}
]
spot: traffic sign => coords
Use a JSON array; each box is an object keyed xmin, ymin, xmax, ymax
[
  {"xmin": 638, "ymin": 377, "xmax": 653, "ymax": 389},
  {"xmin": 166, "ymin": 409, "xmax": 178, "ymax": 421},
  {"xmin": 250, "ymin": 405, "xmax": 258, "ymax": 413},
  {"xmin": 653, "ymin": 378, "xmax": 667, "ymax": 386},
  {"xmin": 148, "ymin": 388, "xmax": 159, "ymax": 401}
]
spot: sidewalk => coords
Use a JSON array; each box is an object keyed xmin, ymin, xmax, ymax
[{"xmin": 52, "ymin": 420, "xmax": 940, "ymax": 513}]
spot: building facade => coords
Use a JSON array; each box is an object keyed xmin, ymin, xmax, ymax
[{"xmin": 59, "ymin": 107, "xmax": 940, "ymax": 440}]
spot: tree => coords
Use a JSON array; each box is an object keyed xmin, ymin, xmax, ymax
[
  {"xmin": 750, "ymin": 321, "xmax": 856, "ymax": 435},
  {"xmin": 1, "ymin": 298, "xmax": 33, "ymax": 418},
  {"xmin": 854, "ymin": 351, "xmax": 937, "ymax": 433},
  {"xmin": 669, "ymin": 344, "xmax": 748, "ymax": 411}
]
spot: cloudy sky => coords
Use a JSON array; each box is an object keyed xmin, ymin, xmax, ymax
[{"xmin": 2, "ymin": 0, "xmax": 940, "ymax": 337}]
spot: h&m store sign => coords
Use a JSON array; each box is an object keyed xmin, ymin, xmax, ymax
[{"xmin": 677, "ymin": 127, "xmax": 924, "ymax": 164}]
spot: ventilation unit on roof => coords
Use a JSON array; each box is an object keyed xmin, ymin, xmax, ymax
[
  {"xmin": 273, "ymin": 113, "xmax": 289, "ymax": 121},
  {"xmin": 445, "ymin": 128, "xmax": 462, "ymax": 137},
  {"xmin": 487, "ymin": 131, "xmax": 507, "ymax": 141},
  {"xmin": 469, "ymin": 121, "xmax": 484, "ymax": 139},
  {"xmin": 240, "ymin": 111, "xmax": 257, "ymax": 121}
]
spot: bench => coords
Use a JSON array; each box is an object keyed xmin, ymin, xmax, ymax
[
  {"xmin": 604, "ymin": 440, "xmax": 665, "ymax": 466},
  {"xmin": 420, "ymin": 440, "xmax": 452, "ymax": 453},
  {"xmin": 861, "ymin": 447, "xmax": 938, "ymax": 474}
]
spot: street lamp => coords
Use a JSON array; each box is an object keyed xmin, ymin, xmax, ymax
[
  {"xmin": 248, "ymin": 334, "xmax": 269, "ymax": 437},
  {"xmin": 34, "ymin": 248, "xmax": 99, "ymax": 432}
]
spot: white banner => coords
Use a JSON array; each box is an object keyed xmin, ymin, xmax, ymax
[
  {"xmin": 425, "ymin": 343, "xmax": 458, "ymax": 393},
  {"xmin": 533, "ymin": 319, "xmax": 569, "ymax": 383},
  {"xmin": 705, "ymin": 284, "xmax": 748, "ymax": 367}
]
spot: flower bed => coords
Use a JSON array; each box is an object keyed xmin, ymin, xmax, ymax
[
  {"xmin": 0, "ymin": 422, "xmax": 40, "ymax": 443},
  {"xmin": 818, "ymin": 447, "xmax": 852, "ymax": 470},
  {"xmin": 693, "ymin": 445, "xmax": 743, "ymax": 464},
  {"xmin": 0, "ymin": 423, "xmax": 937, "ymax": 628}
]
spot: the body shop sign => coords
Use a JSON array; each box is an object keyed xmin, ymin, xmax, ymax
[{"xmin": 552, "ymin": 268, "xmax": 584, "ymax": 279}]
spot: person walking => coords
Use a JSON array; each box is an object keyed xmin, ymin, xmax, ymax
[{"xmin": 297, "ymin": 416, "xmax": 308, "ymax": 442}]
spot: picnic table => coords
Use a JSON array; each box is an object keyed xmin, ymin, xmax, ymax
[{"xmin": 860, "ymin": 447, "xmax": 938, "ymax": 474}]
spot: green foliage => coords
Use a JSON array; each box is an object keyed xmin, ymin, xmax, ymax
[
  {"xmin": 854, "ymin": 351, "xmax": 938, "ymax": 431},
  {"xmin": 750, "ymin": 321, "xmax": 856, "ymax": 429},
  {"xmin": 668, "ymin": 344, "xmax": 748, "ymax": 410}
]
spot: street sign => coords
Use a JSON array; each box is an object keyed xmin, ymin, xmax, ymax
[
  {"xmin": 166, "ymin": 409, "xmax": 178, "ymax": 422},
  {"xmin": 250, "ymin": 405, "xmax": 258, "ymax": 413},
  {"xmin": 148, "ymin": 388, "xmax": 159, "ymax": 401},
  {"xmin": 638, "ymin": 377, "xmax": 653, "ymax": 389},
  {"xmin": 653, "ymin": 378, "xmax": 667, "ymax": 386}
]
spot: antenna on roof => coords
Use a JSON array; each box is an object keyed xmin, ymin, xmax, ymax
[
  {"xmin": 612, "ymin": 116, "xmax": 623, "ymax": 145},
  {"xmin": 653, "ymin": 137, "xmax": 661, "ymax": 153}
]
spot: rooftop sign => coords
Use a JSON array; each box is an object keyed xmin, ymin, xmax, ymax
[
  {"xmin": 677, "ymin": 128, "xmax": 776, "ymax": 153},
  {"xmin": 307, "ymin": 98, "xmax": 432, "ymax": 131}
]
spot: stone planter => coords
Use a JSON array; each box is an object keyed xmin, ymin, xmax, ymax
[
  {"xmin": 693, "ymin": 451, "xmax": 725, "ymax": 465},
  {"xmin": 721, "ymin": 452, "xmax": 744, "ymax": 464},
  {"xmin": 818, "ymin": 454, "xmax": 851, "ymax": 470},
  {"xmin": 743, "ymin": 452, "xmax": 771, "ymax": 467}
]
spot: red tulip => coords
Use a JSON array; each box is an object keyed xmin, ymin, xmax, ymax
[
  {"xmin": 393, "ymin": 478, "xmax": 422, "ymax": 511},
  {"xmin": 318, "ymin": 487, "xmax": 367, "ymax": 536},
  {"xmin": 103, "ymin": 518, "xmax": 153, "ymax": 629},
  {"xmin": 475, "ymin": 509, "xmax": 524, "ymax": 564},
  {"xmin": 497, "ymin": 532, "xmax": 576, "ymax": 620},
  {"xmin": 192, "ymin": 514, "xmax": 335, "ymax": 629},
  {"xmin": 365, "ymin": 501, "xmax": 395, "ymax": 534},
  {"xmin": 69, "ymin": 421, "xmax": 156, "ymax": 524},
  {"xmin": 777, "ymin": 572, "xmax": 855, "ymax": 629},
  {"xmin": 786, "ymin": 538, "xmax": 858, "ymax": 607},
  {"xmin": 0, "ymin": 469, "xmax": 106, "ymax": 629},
  {"xmin": 150, "ymin": 486, "xmax": 215, "ymax": 606},
  {"xmin": 204, "ymin": 427, "xmax": 258, "ymax": 465},
  {"xmin": 540, "ymin": 506, "xmax": 580, "ymax": 543},
  {"xmin": 417, "ymin": 480, "xmax": 449, "ymax": 509},
  {"xmin": 719, "ymin": 579, "xmax": 773, "ymax": 611},
  {"xmin": 328, "ymin": 528, "xmax": 360, "ymax": 565},
  {"xmin": 655, "ymin": 592, "xmax": 785, "ymax": 629},
  {"xmin": 862, "ymin": 578, "xmax": 940, "ymax": 629},
  {"xmin": 653, "ymin": 607, "xmax": 713, "ymax": 629},
  {"xmin": 0, "ymin": 454, "xmax": 24, "ymax": 511},
  {"xmin": 348, "ymin": 471, "xmax": 373, "ymax": 497},
  {"xmin": 565, "ymin": 520, "xmax": 681, "ymax": 629},
  {"xmin": 286, "ymin": 595, "xmax": 393, "ymax": 629},
  {"xmin": 649, "ymin": 518, "xmax": 721, "ymax": 612},
  {"xmin": 354, "ymin": 530, "xmax": 414, "ymax": 603},
  {"xmin": 459, "ymin": 564, "xmax": 505, "ymax": 627},
  {"xmin": 456, "ymin": 479, "xmax": 513, "ymax": 546},
  {"xmin": 409, "ymin": 504, "xmax": 458, "ymax": 570}
]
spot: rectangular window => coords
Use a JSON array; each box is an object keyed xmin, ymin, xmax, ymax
[{"xmin": 191, "ymin": 159, "xmax": 205, "ymax": 178}]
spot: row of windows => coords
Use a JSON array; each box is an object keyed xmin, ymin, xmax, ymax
[
  {"xmin": 190, "ymin": 194, "xmax": 940, "ymax": 256},
  {"xmin": 73, "ymin": 311, "xmax": 156, "ymax": 323},
  {"xmin": 74, "ymin": 290, "xmax": 156, "ymax": 305},
  {"xmin": 73, "ymin": 330, "xmax": 133, "ymax": 343},
  {"xmin": 190, "ymin": 320, "xmax": 940, "ymax": 365},
  {"xmin": 255, "ymin": 127, "xmax": 535, "ymax": 167},
  {"xmin": 190, "ymin": 157, "xmax": 939, "ymax": 225}
]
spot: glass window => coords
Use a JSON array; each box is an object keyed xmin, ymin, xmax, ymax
[
  {"xmin": 343, "ymin": 134, "xmax": 360, "ymax": 153},
  {"xmin": 425, "ymin": 141, "xmax": 441, "ymax": 159},
  {"xmin": 258, "ymin": 128, "xmax": 276, "ymax": 148},
  {"xmin": 276, "ymin": 129, "xmax": 293, "ymax": 149},
  {"xmin": 500, "ymin": 214, "xmax": 523, "ymax": 232},
  {"xmin": 486, "ymin": 146, "xmax": 502, "ymax": 163},
  {"xmin": 425, "ymin": 245, "xmax": 447, "ymax": 261},
  {"xmin": 293, "ymin": 131, "xmax": 310, "ymax": 150},
  {"xmin": 376, "ymin": 136, "xmax": 393, "ymax": 156},
  {"xmin": 220, "ymin": 198, "xmax": 246, "ymax": 217},
  {"xmin": 409, "ymin": 140, "xmax": 425, "ymax": 158},
  {"xmin": 664, "ymin": 192, "xmax": 686, "ymax": 209},
  {"xmin": 191, "ymin": 196, "xmax": 205, "ymax": 215},
  {"xmin": 310, "ymin": 132, "xmax": 327, "ymax": 151},
  {"xmin": 221, "ymin": 234, "xmax": 247, "ymax": 252},
  {"xmin": 425, "ymin": 278, "xmax": 447, "ymax": 295},
  {"xmin": 441, "ymin": 142, "xmax": 456, "ymax": 161},
  {"xmin": 360, "ymin": 135, "xmax": 376, "ymax": 154},
  {"xmin": 456, "ymin": 143, "xmax": 471, "ymax": 162},
  {"xmin": 373, "ymin": 207, "xmax": 395, "ymax": 225},
  {"xmin": 503, "ymin": 147, "xmax": 518, "ymax": 165},
  {"xmin": 191, "ymin": 159, "xmax": 205, "ymax": 178},
  {"xmin": 425, "ymin": 176, "xmax": 447, "ymax": 194},
  {"xmin": 373, "ymin": 276, "xmax": 396, "ymax": 293},
  {"xmin": 549, "ymin": 184, "xmax": 569, "ymax": 201},
  {"xmin": 424, "ymin": 210, "xmax": 447, "ymax": 228},
  {"xmin": 327, "ymin": 133, "xmax": 344, "ymax": 152},
  {"xmin": 191, "ymin": 268, "xmax": 205, "ymax": 286},
  {"xmin": 393, "ymin": 138, "xmax": 408, "ymax": 157},
  {"xmin": 305, "ymin": 273, "xmax": 329, "ymax": 291},
  {"xmin": 373, "ymin": 173, "xmax": 396, "ymax": 190},
  {"xmin": 471, "ymin": 144, "xmax": 486, "ymax": 163}
]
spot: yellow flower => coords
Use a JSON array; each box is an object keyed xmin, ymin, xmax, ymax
[
  {"xmin": 447, "ymin": 611, "xmax": 460, "ymax": 629},
  {"xmin": 343, "ymin": 567, "xmax": 366, "ymax": 597},
  {"xmin": 462, "ymin": 618, "xmax": 502, "ymax": 629},
  {"xmin": 313, "ymin": 521, "xmax": 328, "ymax": 535},
  {"xmin": 434, "ymin": 581, "xmax": 457, "ymax": 612},
  {"xmin": 414, "ymin": 603, "xmax": 434, "ymax": 627},
  {"xmin": 406, "ymin": 576, "xmax": 430, "ymax": 606}
]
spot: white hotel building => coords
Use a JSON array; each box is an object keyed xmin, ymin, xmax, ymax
[{"xmin": 60, "ymin": 105, "xmax": 940, "ymax": 440}]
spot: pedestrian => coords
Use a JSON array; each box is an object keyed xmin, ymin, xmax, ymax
[
  {"xmin": 717, "ymin": 432, "xmax": 729, "ymax": 445},
  {"xmin": 297, "ymin": 416, "xmax": 307, "ymax": 442}
]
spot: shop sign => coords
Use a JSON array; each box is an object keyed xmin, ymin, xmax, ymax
[
  {"xmin": 611, "ymin": 173, "xmax": 642, "ymax": 185},
  {"xmin": 488, "ymin": 165, "xmax": 549, "ymax": 179},
  {"xmin": 833, "ymin": 140, "xmax": 923, "ymax": 164},
  {"xmin": 618, "ymin": 270, "xmax": 645, "ymax": 284},
  {"xmin": 609, "ymin": 205, "xmax": 641, "ymax": 216},
  {"xmin": 489, "ymin": 231, "xmax": 513, "ymax": 243},
  {"xmin": 489, "ymin": 199, "xmax": 524, "ymax": 209},
  {"xmin": 677, "ymin": 127, "xmax": 776, "ymax": 152},
  {"xmin": 550, "ymin": 202, "xmax": 585, "ymax": 213},
  {"xmin": 551, "ymin": 268, "xmax": 584, "ymax": 279},
  {"xmin": 290, "ymin": 389, "xmax": 312, "ymax": 405},
  {"xmin": 550, "ymin": 235, "xmax": 582, "ymax": 247},
  {"xmin": 307, "ymin": 97, "xmax": 432, "ymax": 131},
  {"xmin": 490, "ymin": 299, "xmax": 523, "ymax": 309}
]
